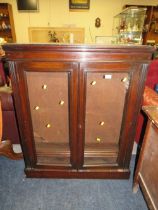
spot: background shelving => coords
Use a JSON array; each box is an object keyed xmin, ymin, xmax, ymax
[{"xmin": 0, "ymin": 3, "xmax": 16, "ymax": 43}]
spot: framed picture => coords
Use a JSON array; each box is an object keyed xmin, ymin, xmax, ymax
[{"xmin": 69, "ymin": 0, "xmax": 90, "ymax": 10}]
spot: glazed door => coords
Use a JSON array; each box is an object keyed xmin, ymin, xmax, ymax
[
  {"xmin": 78, "ymin": 62, "xmax": 135, "ymax": 168},
  {"xmin": 13, "ymin": 61, "xmax": 78, "ymax": 169}
]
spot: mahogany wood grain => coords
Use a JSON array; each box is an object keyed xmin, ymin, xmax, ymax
[
  {"xmin": 3, "ymin": 44, "xmax": 154, "ymax": 178},
  {"xmin": 133, "ymin": 106, "xmax": 158, "ymax": 210}
]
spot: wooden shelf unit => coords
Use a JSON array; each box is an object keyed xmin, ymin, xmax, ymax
[
  {"xmin": 0, "ymin": 3, "xmax": 16, "ymax": 43},
  {"xmin": 3, "ymin": 44, "xmax": 154, "ymax": 179}
]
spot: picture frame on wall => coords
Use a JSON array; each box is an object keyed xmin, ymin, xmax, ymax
[{"xmin": 69, "ymin": 0, "xmax": 90, "ymax": 10}]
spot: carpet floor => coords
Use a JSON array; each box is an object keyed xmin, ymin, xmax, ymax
[{"xmin": 0, "ymin": 156, "xmax": 147, "ymax": 210}]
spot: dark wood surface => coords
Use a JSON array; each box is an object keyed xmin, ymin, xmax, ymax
[
  {"xmin": 3, "ymin": 44, "xmax": 154, "ymax": 178},
  {"xmin": 133, "ymin": 106, "xmax": 158, "ymax": 210},
  {"xmin": 0, "ymin": 140, "xmax": 22, "ymax": 160}
]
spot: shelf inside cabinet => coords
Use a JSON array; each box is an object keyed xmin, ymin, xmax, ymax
[
  {"xmin": 35, "ymin": 141, "xmax": 70, "ymax": 166},
  {"xmin": 84, "ymin": 143, "xmax": 119, "ymax": 166},
  {"xmin": 119, "ymin": 31, "xmax": 142, "ymax": 34}
]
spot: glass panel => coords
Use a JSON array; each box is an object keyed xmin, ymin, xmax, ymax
[
  {"xmin": 26, "ymin": 72, "xmax": 70, "ymax": 166},
  {"xmin": 113, "ymin": 7, "xmax": 147, "ymax": 44},
  {"xmin": 84, "ymin": 72, "xmax": 128, "ymax": 166}
]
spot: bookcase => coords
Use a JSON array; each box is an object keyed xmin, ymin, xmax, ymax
[
  {"xmin": 3, "ymin": 44, "xmax": 153, "ymax": 179},
  {"xmin": 0, "ymin": 3, "xmax": 16, "ymax": 43}
]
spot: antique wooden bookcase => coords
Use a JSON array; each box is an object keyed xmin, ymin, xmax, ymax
[{"xmin": 3, "ymin": 44, "xmax": 153, "ymax": 178}]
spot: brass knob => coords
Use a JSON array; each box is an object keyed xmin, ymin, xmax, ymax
[
  {"xmin": 34, "ymin": 106, "xmax": 40, "ymax": 110},
  {"xmin": 121, "ymin": 76, "xmax": 129, "ymax": 90},
  {"xmin": 46, "ymin": 124, "xmax": 51, "ymax": 128},
  {"xmin": 96, "ymin": 137, "xmax": 101, "ymax": 142},
  {"xmin": 121, "ymin": 77, "xmax": 128, "ymax": 83},
  {"xmin": 90, "ymin": 81, "xmax": 96, "ymax": 86},
  {"xmin": 59, "ymin": 100, "xmax": 64, "ymax": 106},
  {"xmin": 99, "ymin": 121, "xmax": 104, "ymax": 126},
  {"xmin": 42, "ymin": 84, "xmax": 47, "ymax": 90}
]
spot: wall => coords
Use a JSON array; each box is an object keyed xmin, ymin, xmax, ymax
[{"xmin": 0, "ymin": 0, "xmax": 158, "ymax": 43}]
